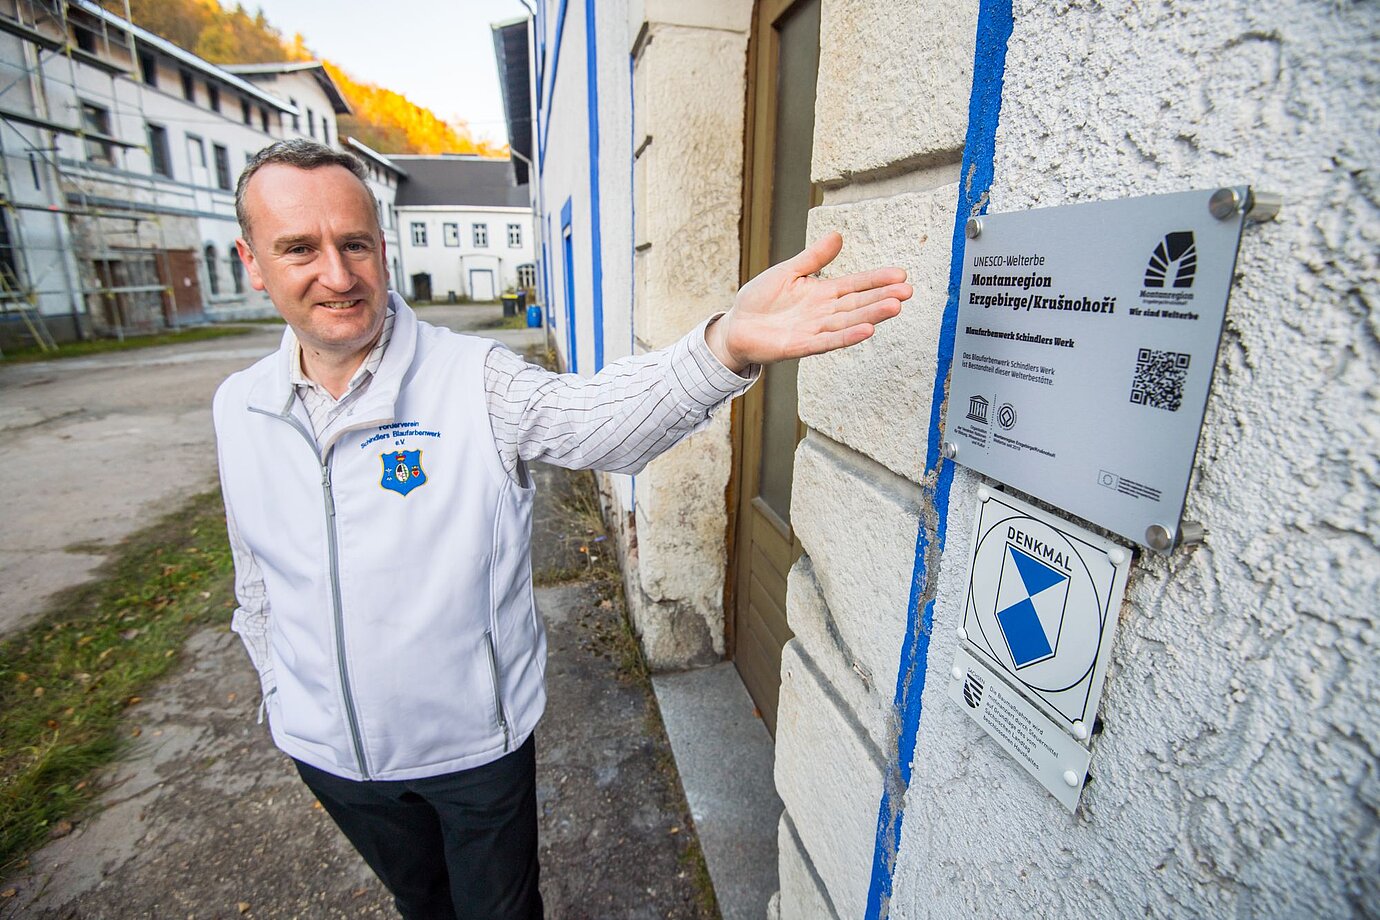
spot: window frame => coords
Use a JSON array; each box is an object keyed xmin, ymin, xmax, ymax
[
  {"xmin": 213, "ymin": 143, "xmax": 232, "ymax": 191},
  {"xmin": 147, "ymin": 123, "xmax": 172, "ymax": 178},
  {"xmin": 473, "ymin": 223, "xmax": 489, "ymax": 248},
  {"xmin": 507, "ymin": 223, "xmax": 522, "ymax": 248},
  {"xmin": 443, "ymin": 223, "xmax": 460, "ymax": 247},
  {"xmin": 79, "ymin": 100, "xmax": 113, "ymax": 164},
  {"xmin": 411, "ymin": 222, "xmax": 428, "ymax": 247}
]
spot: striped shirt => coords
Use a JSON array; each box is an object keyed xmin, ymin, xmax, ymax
[{"xmin": 224, "ymin": 310, "xmax": 755, "ymax": 706}]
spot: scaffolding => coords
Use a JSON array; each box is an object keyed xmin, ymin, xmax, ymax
[{"xmin": 0, "ymin": 0, "xmax": 180, "ymax": 355}]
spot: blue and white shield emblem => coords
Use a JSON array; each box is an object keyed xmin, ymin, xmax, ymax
[{"xmin": 380, "ymin": 449, "xmax": 427, "ymax": 496}]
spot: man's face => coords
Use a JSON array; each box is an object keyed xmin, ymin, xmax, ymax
[{"xmin": 236, "ymin": 163, "xmax": 389, "ymax": 360}]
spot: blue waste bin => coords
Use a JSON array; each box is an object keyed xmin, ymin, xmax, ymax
[{"xmin": 526, "ymin": 304, "xmax": 543, "ymax": 328}]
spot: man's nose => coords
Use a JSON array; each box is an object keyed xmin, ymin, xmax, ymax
[{"xmin": 317, "ymin": 246, "xmax": 355, "ymax": 292}]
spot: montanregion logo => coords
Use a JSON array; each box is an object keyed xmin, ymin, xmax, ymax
[{"xmin": 1145, "ymin": 231, "xmax": 1197, "ymax": 289}]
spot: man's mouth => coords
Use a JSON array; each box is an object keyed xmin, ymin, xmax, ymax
[{"xmin": 318, "ymin": 300, "xmax": 360, "ymax": 310}]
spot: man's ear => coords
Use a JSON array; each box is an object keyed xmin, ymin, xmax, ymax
[{"xmin": 235, "ymin": 238, "xmax": 266, "ymax": 292}]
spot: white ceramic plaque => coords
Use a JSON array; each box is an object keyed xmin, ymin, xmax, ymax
[
  {"xmin": 943, "ymin": 187, "xmax": 1253, "ymax": 550},
  {"xmin": 949, "ymin": 489, "xmax": 1132, "ymax": 811}
]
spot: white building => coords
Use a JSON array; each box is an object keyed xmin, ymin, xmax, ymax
[
  {"xmin": 527, "ymin": 0, "xmax": 1378, "ymax": 917},
  {"xmin": 391, "ymin": 155, "xmax": 534, "ymax": 303},
  {"xmin": 0, "ymin": 0, "xmax": 363, "ymax": 342}
]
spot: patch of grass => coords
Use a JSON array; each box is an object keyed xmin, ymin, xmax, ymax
[
  {"xmin": 0, "ymin": 490, "xmax": 235, "ymax": 872},
  {"xmin": 478, "ymin": 313, "xmax": 531, "ymax": 331},
  {"xmin": 2, "ymin": 326, "xmax": 252, "ymax": 363}
]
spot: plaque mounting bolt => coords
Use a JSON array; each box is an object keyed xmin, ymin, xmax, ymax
[
  {"xmin": 1145, "ymin": 524, "xmax": 1175, "ymax": 552},
  {"xmin": 965, "ymin": 217, "xmax": 983, "ymax": 239},
  {"xmin": 957, "ymin": 627, "xmax": 968, "ymax": 642},
  {"xmin": 1209, "ymin": 187, "xmax": 1243, "ymax": 220},
  {"xmin": 1108, "ymin": 547, "xmax": 1126, "ymax": 566},
  {"xmin": 1062, "ymin": 770, "xmax": 1080, "ymax": 788},
  {"xmin": 951, "ymin": 665, "xmax": 964, "ymax": 681},
  {"xmin": 976, "ymin": 486, "xmax": 990, "ymax": 502},
  {"xmin": 1072, "ymin": 720, "xmax": 1089, "ymax": 740},
  {"xmin": 1246, "ymin": 190, "xmax": 1282, "ymax": 222},
  {"xmin": 1179, "ymin": 521, "xmax": 1206, "ymax": 545},
  {"xmin": 942, "ymin": 441, "xmax": 959, "ymax": 461}
]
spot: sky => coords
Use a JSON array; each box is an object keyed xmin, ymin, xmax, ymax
[{"xmin": 252, "ymin": 0, "xmax": 531, "ymax": 146}]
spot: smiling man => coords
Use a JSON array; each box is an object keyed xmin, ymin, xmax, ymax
[{"xmin": 213, "ymin": 139, "xmax": 910, "ymax": 920}]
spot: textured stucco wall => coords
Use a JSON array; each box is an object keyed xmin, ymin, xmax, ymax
[{"xmin": 886, "ymin": 1, "xmax": 1380, "ymax": 917}]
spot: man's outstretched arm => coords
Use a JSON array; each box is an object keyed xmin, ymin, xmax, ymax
[{"xmin": 485, "ymin": 232, "xmax": 910, "ymax": 480}]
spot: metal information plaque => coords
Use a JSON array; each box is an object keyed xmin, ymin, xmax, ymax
[
  {"xmin": 943, "ymin": 187, "xmax": 1257, "ymax": 550},
  {"xmin": 948, "ymin": 488, "xmax": 1132, "ymax": 812}
]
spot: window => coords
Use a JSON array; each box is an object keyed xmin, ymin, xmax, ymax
[
  {"xmin": 473, "ymin": 223, "xmax": 489, "ymax": 247},
  {"xmin": 411, "ymin": 222, "xmax": 427, "ymax": 246},
  {"xmin": 147, "ymin": 123, "xmax": 171, "ymax": 178},
  {"xmin": 187, "ymin": 134, "xmax": 206, "ymax": 168},
  {"xmin": 74, "ymin": 25, "xmax": 96, "ymax": 53},
  {"xmin": 259, "ymin": 108, "xmax": 269, "ymax": 132},
  {"xmin": 289, "ymin": 98, "xmax": 299, "ymax": 131},
  {"xmin": 213, "ymin": 144, "xmax": 231, "ymax": 190},
  {"xmin": 80, "ymin": 101, "xmax": 112, "ymax": 163},
  {"xmin": 230, "ymin": 250, "xmax": 244, "ymax": 293},
  {"xmin": 322, "ymin": 122, "xmax": 330, "ymax": 146},
  {"xmin": 443, "ymin": 223, "xmax": 460, "ymax": 247},
  {"xmin": 204, "ymin": 244, "xmax": 220, "ymax": 295},
  {"xmin": 208, "ymin": 85, "xmax": 220, "ymax": 113},
  {"xmin": 180, "ymin": 70, "xmax": 195, "ymax": 101},
  {"xmin": 241, "ymin": 98, "xmax": 251, "ymax": 125},
  {"xmin": 507, "ymin": 223, "xmax": 522, "ymax": 248},
  {"xmin": 517, "ymin": 263, "xmax": 536, "ymax": 290},
  {"xmin": 138, "ymin": 50, "xmax": 157, "ymax": 87},
  {"xmin": 307, "ymin": 109, "xmax": 315, "ymax": 138}
]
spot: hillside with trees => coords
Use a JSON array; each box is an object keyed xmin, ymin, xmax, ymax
[{"xmin": 106, "ymin": 0, "xmax": 505, "ymax": 156}]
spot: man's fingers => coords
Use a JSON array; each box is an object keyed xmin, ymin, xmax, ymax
[
  {"xmin": 793, "ymin": 323, "xmax": 877, "ymax": 358},
  {"xmin": 826, "ymin": 266, "xmax": 908, "ymax": 297},
  {"xmin": 784, "ymin": 230, "xmax": 844, "ymax": 278},
  {"xmin": 832, "ymin": 282, "xmax": 913, "ymax": 317},
  {"xmin": 819, "ymin": 298, "xmax": 903, "ymax": 334}
]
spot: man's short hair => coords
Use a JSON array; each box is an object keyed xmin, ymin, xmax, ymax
[{"xmin": 235, "ymin": 139, "xmax": 377, "ymax": 240}]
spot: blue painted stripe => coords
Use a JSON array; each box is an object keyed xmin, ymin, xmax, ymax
[
  {"xmin": 863, "ymin": 3, "xmax": 1014, "ymax": 917},
  {"xmin": 540, "ymin": 0, "xmax": 571, "ymax": 173},
  {"xmin": 585, "ymin": 0, "xmax": 605, "ymax": 371}
]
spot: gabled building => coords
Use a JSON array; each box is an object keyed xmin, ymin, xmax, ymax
[{"xmin": 391, "ymin": 155, "xmax": 534, "ymax": 303}]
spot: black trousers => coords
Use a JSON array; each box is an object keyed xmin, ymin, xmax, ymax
[{"xmin": 295, "ymin": 736, "xmax": 543, "ymax": 920}]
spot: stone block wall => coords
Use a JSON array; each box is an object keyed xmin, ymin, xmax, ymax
[
  {"xmin": 776, "ymin": 0, "xmax": 1378, "ymax": 917},
  {"xmin": 604, "ymin": 1, "xmax": 753, "ymax": 668}
]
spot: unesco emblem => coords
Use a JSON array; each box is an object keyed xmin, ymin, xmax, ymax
[{"xmin": 997, "ymin": 403, "xmax": 1018, "ymax": 430}]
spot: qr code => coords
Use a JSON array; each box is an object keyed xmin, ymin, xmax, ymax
[{"xmin": 1129, "ymin": 348, "xmax": 1190, "ymax": 411}]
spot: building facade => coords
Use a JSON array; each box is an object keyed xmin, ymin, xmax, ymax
[
  {"xmin": 526, "ymin": 0, "xmax": 1378, "ymax": 917},
  {"xmin": 392, "ymin": 155, "xmax": 534, "ymax": 303}
]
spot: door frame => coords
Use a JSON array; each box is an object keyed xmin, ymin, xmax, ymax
[{"xmin": 725, "ymin": 0, "xmax": 812, "ymax": 680}]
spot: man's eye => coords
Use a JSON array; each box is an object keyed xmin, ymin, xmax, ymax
[{"xmin": 287, "ymin": 246, "xmax": 311, "ymax": 256}]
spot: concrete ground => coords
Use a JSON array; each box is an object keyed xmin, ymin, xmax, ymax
[
  {"xmin": 0, "ymin": 305, "xmax": 718, "ymax": 918},
  {"xmin": 0, "ymin": 305, "xmax": 538, "ymax": 639}
]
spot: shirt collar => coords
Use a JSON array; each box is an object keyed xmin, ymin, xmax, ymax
[{"xmin": 289, "ymin": 307, "xmax": 396, "ymax": 400}]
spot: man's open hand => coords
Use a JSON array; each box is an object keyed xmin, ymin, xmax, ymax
[{"xmin": 705, "ymin": 231, "xmax": 911, "ymax": 373}]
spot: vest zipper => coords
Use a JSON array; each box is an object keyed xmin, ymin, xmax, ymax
[
  {"xmin": 248, "ymin": 406, "xmax": 371, "ymax": 779},
  {"xmin": 484, "ymin": 630, "xmax": 511, "ymax": 752},
  {"xmin": 322, "ymin": 453, "xmax": 370, "ymax": 778}
]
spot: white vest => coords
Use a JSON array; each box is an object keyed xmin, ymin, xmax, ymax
[{"xmin": 213, "ymin": 302, "xmax": 543, "ymax": 781}]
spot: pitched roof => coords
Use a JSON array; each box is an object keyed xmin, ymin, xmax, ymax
[
  {"xmin": 222, "ymin": 62, "xmax": 352, "ymax": 115},
  {"xmin": 70, "ymin": 0, "xmax": 294, "ymax": 113},
  {"xmin": 491, "ymin": 17, "xmax": 531, "ymax": 185},
  {"xmin": 391, "ymin": 156, "xmax": 529, "ymax": 208}
]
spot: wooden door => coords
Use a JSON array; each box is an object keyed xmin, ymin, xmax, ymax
[
  {"xmin": 731, "ymin": 0, "xmax": 821, "ymax": 736},
  {"xmin": 161, "ymin": 249, "xmax": 204, "ymax": 323}
]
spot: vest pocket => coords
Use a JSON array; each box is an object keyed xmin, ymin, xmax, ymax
[{"xmin": 484, "ymin": 630, "xmax": 511, "ymax": 752}]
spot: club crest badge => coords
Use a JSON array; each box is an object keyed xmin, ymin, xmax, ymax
[{"xmin": 380, "ymin": 449, "xmax": 427, "ymax": 497}]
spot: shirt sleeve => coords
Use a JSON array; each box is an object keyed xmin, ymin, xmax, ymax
[
  {"xmin": 221, "ymin": 490, "xmax": 275, "ymax": 704},
  {"xmin": 484, "ymin": 314, "xmax": 758, "ymax": 481}
]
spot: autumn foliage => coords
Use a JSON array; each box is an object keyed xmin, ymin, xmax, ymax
[{"xmin": 108, "ymin": 0, "xmax": 505, "ymax": 156}]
